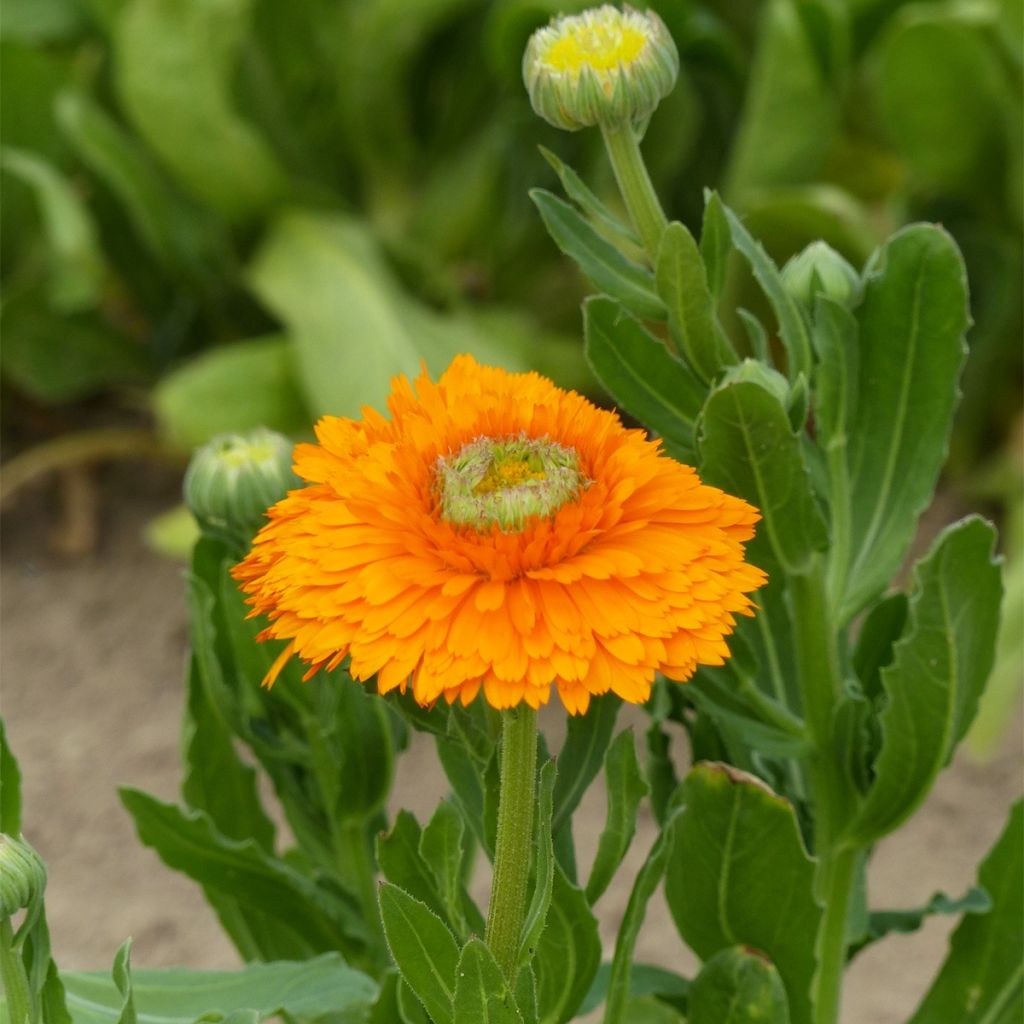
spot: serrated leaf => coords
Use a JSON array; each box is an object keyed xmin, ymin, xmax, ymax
[
  {"xmin": 838, "ymin": 225, "xmax": 970, "ymax": 621},
  {"xmin": 698, "ymin": 365, "xmax": 828, "ymax": 574},
  {"xmin": 531, "ymin": 189, "xmax": 666, "ymax": 320},
  {"xmin": 655, "ymin": 221, "xmax": 736, "ymax": 382},
  {"xmin": 908, "ymin": 801, "xmax": 1023, "ymax": 1024},
  {"xmin": 453, "ymin": 938, "xmax": 524, "ymax": 1024},
  {"xmin": 520, "ymin": 759, "xmax": 556, "ymax": 967},
  {"xmin": 585, "ymin": 730, "xmax": 648, "ymax": 904},
  {"xmin": 687, "ymin": 946, "xmax": 790, "ymax": 1024},
  {"xmin": 379, "ymin": 882, "xmax": 458, "ymax": 1024},
  {"xmin": 114, "ymin": 0, "xmax": 286, "ymax": 221},
  {"xmin": 665, "ymin": 763, "xmax": 821, "ymax": 1024},
  {"xmin": 62, "ymin": 952, "xmax": 378, "ymax": 1024},
  {"xmin": 718, "ymin": 197, "xmax": 813, "ymax": 381},
  {"xmin": 583, "ymin": 297, "xmax": 704, "ymax": 461},
  {"xmin": 849, "ymin": 517, "xmax": 1002, "ymax": 843}
]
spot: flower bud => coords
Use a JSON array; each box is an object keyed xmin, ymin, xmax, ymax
[
  {"xmin": 184, "ymin": 428, "xmax": 300, "ymax": 551},
  {"xmin": 0, "ymin": 834, "xmax": 47, "ymax": 918},
  {"xmin": 781, "ymin": 241, "xmax": 860, "ymax": 308},
  {"xmin": 523, "ymin": 5, "xmax": 679, "ymax": 131}
]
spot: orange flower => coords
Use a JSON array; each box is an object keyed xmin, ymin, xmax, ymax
[{"xmin": 233, "ymin": 356, "xmax": 765, "ymax": 714}]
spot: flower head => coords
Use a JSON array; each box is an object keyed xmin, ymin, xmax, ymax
[
  {"xmin": 523, "ymin": 5, "xmax": 679, "ymax": 131},
  {"xmin": 233, "ymin": 356, "xmax": 765, "ymax": 714}
]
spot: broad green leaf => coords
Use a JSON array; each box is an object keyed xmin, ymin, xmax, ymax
[
  {"xmin": 552, "ymin": 694, "xmax": 620, "ymax": 835},
  {"xmin": 453, "ymin": 938, "xmax": 524, "ymax": 1024},
  {"xmin": 809, "ymin": 296, "xmax": 858, "ymax": 453},
  {"xmin": 520, "ymin": 759, "xmax": 557, "ymax": 967},
  {"xmin": 119, "ymin": 789, "xmax": 359, "ymax": 955},
  {"xmin": 619, "ymin": 996, "xmax": 684, "ymax": 1023},
  {"xmin": 848, "ymin": 886, "xmax": 991, "ymax": 960},
  {"xmin": 700, "ymin": 191, "xmax": 732, "ymax": 302},
  {"xmin": 539, "ymin": 145, "xmax": 640, "ymax": 250},
  {"xmin": 698, "ymin": 363, "xmax": 828, "ymax": 574},
  {"xmin": 724, "ymin": 0, "xmax": 840, "ymax": 199},
  {"xmin": 0, "ymin": 146, "xmax": 104, "ymax": 311},
  {"xmin": 379, "ymin": 882, "xmax": 458, "ymax": 1024},
  {"xmin": 531, "ymin": 189, "xmax": 666, "ymax": 320},
  {"xmin": 908, "ymin": 801, "xmax": 1023, "ymax": 1024},
  {"xmin": 534, "ymin": 866, "xmax": 601, "ymax": 1024},
  {"xmin": 0, "ymin": 295, "xmax": 148, "ymax": 403},
  {"xmin": 420, "ymin": 801, "xmax": 468, "ymax": 937},
  {"xmin": 602, "ymin": 828, "xmax": 674, "ymax": 1024},
  {"xmin": 583, "ymin": 297, "xmax": 704, "ymax": 461},
  {"xmin": 873, "ymin": 6, "xmax": 1012, "ymax": 198},
  {"xmin": 687, "ymin": 946, "xmax": 790, "ymax": 1024},
  {"xmin": 655, "ymin": 222, "xmax": 736, "ymax": 382},
  {"xmin": 378, "ymin": 811, "xmax": 451, "ymax": 927},
  {"xmin": 0, "ymin": 719, "xmax": 21, "ymax": 834},
  {"xmin": 114, "ymin": 0, "xmax": 286, "ymax": 221},
  {"xmin": 851, "ymin": 593, "xmax": 907, "ymax": 700},
  {"xmin": 717, "ymin": 198, "xmax": 813, "ymax": 382},
  {"xmin": 247, "ymin": 211, "xmax": 420, "ymax": 418},
  {"xmin": 665, "ymin": 763, "xmax": 821, "ymax": 1024},
  {"xmin": 585, "ymin": 730, "xmax": 648, "ymax": 904},
  {"xmin": 849, "ymin": 517, "xmax": 1002, "ymax": 844},
  {"xmin": 62, "ymin": 952, "xmax": 378, "ymax": 1024},
  {"xmin": 580, "ymin": 962, "xmax": 689, "ymax": 1016},
  {"xmin": 153, "ymin": 335, "xmax": 308, "ymax": 450},
  {"xmin": 838, "ymin": 225, "xmax": 969, "ymax": 621}
]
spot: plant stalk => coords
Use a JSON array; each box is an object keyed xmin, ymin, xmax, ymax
[
  {"xmin": 485, "ymin": 705, "xmax": 538, "ymax": 980},
  {"xmin": 814, "ymin": 845, "xmax": 860, "ymax": 1024},
  {"xmin": 1, "ymin": 917, "xmax": 33, "ymax": 1024},
  {"xmin": 600, "ymin": 120, "xmax": 668, "ymax": 262}
]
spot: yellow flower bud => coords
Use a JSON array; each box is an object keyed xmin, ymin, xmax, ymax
[{"xmin": 523, "ymin": 5, "xmax": 679, "ymax": 131}]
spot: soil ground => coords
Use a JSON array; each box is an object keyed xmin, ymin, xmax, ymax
[{"xmin": 2, "ymin": 463, "xmax": 1020, "ymax": 1023}]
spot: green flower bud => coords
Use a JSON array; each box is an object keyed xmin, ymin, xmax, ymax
[
  {"xmin": 523, "ymin": 5, "xmax": 679, "ymax": 131},
  {"xmin": 781, "ymin": 241, "xmax": 861, "ymax": 308},
  {"xmin": 184, "ymin": 428, "xmax": 300, "ymax": 551},
  {"xmin": 0, "ymin": 834, "xmax": 47, "ymax": 918},
  {"xmin": 436, "ymin": 434, "xmax": 589, "ymax": 532}
]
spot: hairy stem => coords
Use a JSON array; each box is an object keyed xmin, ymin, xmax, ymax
[{"xmin": 600, "ymin": 120, "xmax": 668, "ymax": 262}]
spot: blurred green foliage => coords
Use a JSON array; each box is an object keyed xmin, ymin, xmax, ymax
[{"xmin": 2, "ymin": 0, "xmax": 1020, "ymax": 461}]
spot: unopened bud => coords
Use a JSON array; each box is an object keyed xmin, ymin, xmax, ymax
[
  {"xmin": 523, "ymin": 5, "xmax": 679, "ymax": 131},
  {"xmin": 0, "ymin": 834, "xmax": 46, "ymax": 918},
  {"xmin": 184, "ymin": 428, "xmax": 300, "ymax": 550},
  {"xmin": 781, "ymin": 241, "xmax": 860, "ymax": 308}
]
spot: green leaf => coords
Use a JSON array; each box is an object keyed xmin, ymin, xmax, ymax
[
  {"xmin": 602, "ymin": 828, "xmax": 674, "ymax": 1024},
  {"xmin": 655, "ymin": 221, "xmax": 736, "ymax": 382},
  {"xmin": 378, "ymin": 811, "xmax": 451, "ymax": 927},
  {"xmin": 453, "ymin": 938, "xmax": 524, "ymax": 1024},
  {"xmin": 0, "ymin": 146, "xmax": 104, "ymax": 312},
  {"xmin": 538, "ymin": 145, "xmax": 640, "ymax": 250},
  {"xmin": 717, "ymin": 197, "xmax": 813, "ymax": 382},
  {"xmin": 520, "ymin": 759, "xmax": 556, "ymax": 967},
  {"xmin": 665, "ymin": 763, "xmax": 821, "ymax": 1024},
  {"xmin": 1, "ymin": 0, "xmax": 86, "ymax": 42},
  {"xmin": 700, "ymin": 191, "xmax": 732, "ymax": 302},
  {"xmin": 534, "ymin": 866, "xmax": 601, "ymax": 1024},
  {"xmin": 837, "ymin": 225, "xmax": 970, "ymax": 620},
  {"xmin": 379, "ymin": 882, "xmax": 459, "ymax": 1024},
  {"xmin": 849, "ymin": 517, "xmax": 1002, "ymax": 844},
  {"xmin": 62, "ymin": 952, "xmax": 378, "ymax": 1024},
  {"xmin": 153, "ymin": 335, "xmax": 308, "ymax": 449},
  {"xmin": 551, "ymin": 694, "xmax": 620, "ymax": 836},
  {"xmin": 114, "ymin": 0, "xmax": 286, "ymax": 221},
  {"xmin": 0, "ymin": 719, "xmax": 22, "ymax": 835},
  {"xmin": 0, "ymin": 294, "xmax": 148, "ymax": 403},
  {"xmin": 419, "ymin": 800, "xmax": 482, "ymax": 940},
  {"xmin": 619, "ymin": 996, "xmax": 684, "ymax": 1023},
  {"xmin": 687, "ymin": 946, "xmax": 790, "ymax": 1024},
  {"xmin": 583, "ymin": 297, "xmax": 704, "ymax": 461},
  {"xmin": 698, "ymin": 363, "xmax": 828, "ymax": 574},
  {"xmin": 724, "ymin": 0, "xmax": 840, "ymax": 198},
  {"xmin": 585, "ymin": 729, "xmax": 648, "ymax": 904},
  {"xmin": 119, "ymin": 788, "xmax": 359, "ymax": 955},
  {"xmin": 908, "ymin": 801, "xmax": 1023, "ymax": 1024},
  {"xmin": 247, "ymin": 211, "xmax": 420, "ymax": 419},
  {"xmin": 809, "ymin": 296, "xmax": 858, "ymax": 453},
  {"xmin": 848, "ymin": 886, "xmax": 991, "ymax": 960},
  {"xmin": 531, "ymin": 189, "xmax": 666, "ymax": 320}
]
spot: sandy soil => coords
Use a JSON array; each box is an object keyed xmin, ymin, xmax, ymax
[{"xmin": 2, "ymin": 464, "xmax": 1020, "ymax": 1023}]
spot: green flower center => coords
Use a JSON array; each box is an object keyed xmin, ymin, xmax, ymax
[{"xmin": 436, "ymin": 434, "xmax": 588, "ymax": 532}]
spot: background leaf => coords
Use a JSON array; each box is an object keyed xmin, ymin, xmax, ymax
[
  {"xmin": 687, "ymin": 945, "xmax": 790, "ymax": 1024},
  {"xmin": 453, "ymin": 938, "xmax": 524, "ymax": 1024}
]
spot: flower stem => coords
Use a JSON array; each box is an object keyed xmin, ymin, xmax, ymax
[
  {"xmin": 485, "ymin": 705, "xmax": 538, "ymax": 980},
  {"xmin": 1, "ymin": 917, "xmax": 32, "ymax": 1024},
  {"xmin": 600, "ymin": 120, "xmax": 668, "ymax": 262},
  {"xmin": 814, "ymin": 846, "xmax": 860, "ymax": 1024}
]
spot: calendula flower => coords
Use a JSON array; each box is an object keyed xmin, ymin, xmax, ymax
[
  {"xmin": 233, "ymin": 356, "xmax": 764, "ymax": 714},
  {"xmin": 523, "ymin": 4, "xmax": 679, "ymax": 131}
]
